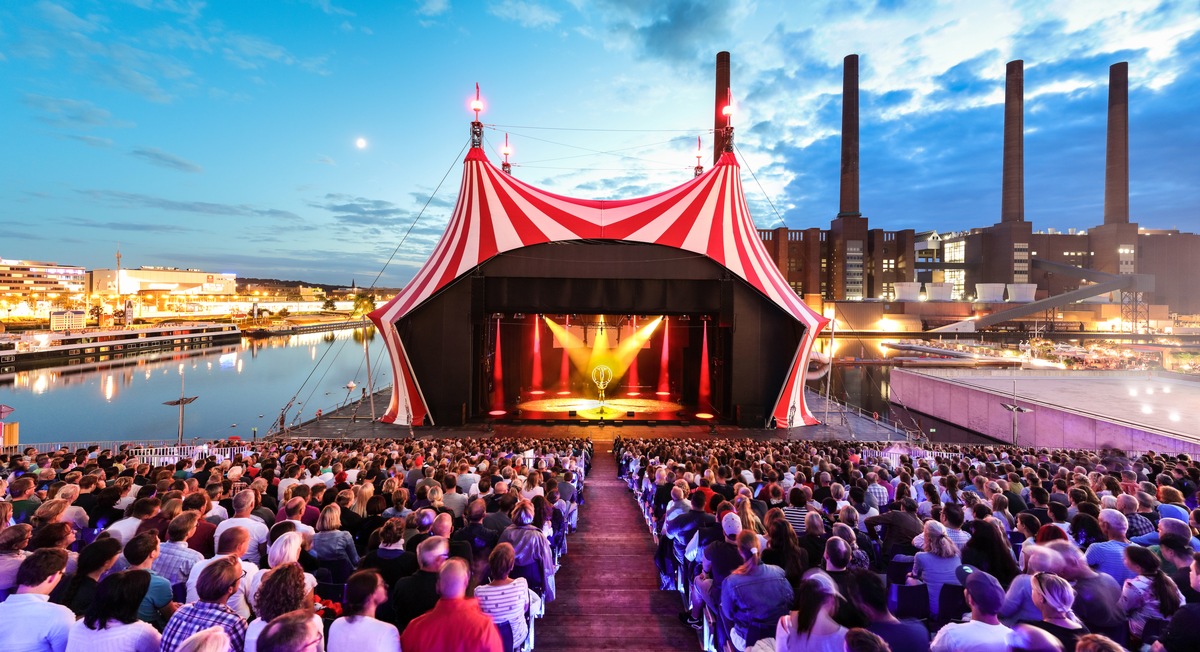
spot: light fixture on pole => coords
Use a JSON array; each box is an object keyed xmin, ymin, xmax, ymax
[
  {"xmin": 163, "ymin": 369, "xmax": 198, "ymax": 446},
  {"xmin": 1000, "ymin": 381, "xmax": 1031, "ymax": 445}
]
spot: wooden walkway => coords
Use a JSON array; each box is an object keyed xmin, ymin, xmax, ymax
[{"xmin": 536, "ymin": 432, "xmax": 701, "ymax": 652}]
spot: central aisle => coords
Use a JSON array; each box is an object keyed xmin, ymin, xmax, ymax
[{"xmin": 535, "ymin": 433, "xmax": 702, "ymax": 651}]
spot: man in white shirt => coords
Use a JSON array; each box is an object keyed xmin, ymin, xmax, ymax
[
  {"xmin": 105, "ymin": 496, "xmax": 161, "ymax": 546},
  {"xmin": 931, "ymin": 566, "xmax": 1013, "ymax": 652},
  {"xmin": 185, "ymin": 527, "xmax": 259, "ymax": 620},
  {"xmin": 214, "ymin": 489, "xmax": 270, "ymax": 565},
  {"xmin": 912, "ymin": 503, "xmax": 972, "ymax": 549},
  {"xmin": 0, "ymin": 548, "xmax": 75, "ymax": 652},
  {"xmin": 281, "ymin": 497, "xmax": 316, "ymax": 537}
]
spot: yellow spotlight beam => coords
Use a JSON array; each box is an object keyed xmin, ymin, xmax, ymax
[{"xmin": 542, "ymin": 316, "xmax": 592, "ymax": 369}]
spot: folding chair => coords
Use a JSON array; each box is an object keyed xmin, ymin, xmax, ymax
[
  {"xmin": 887, "ymin": 583, "xmax": 930, "ymax": 621},
  {"xmin": 886, "ymin": 558, "xmax": 913, "ymax": 586},
  {"xmin": 172, "ymin": 582, "xmax": 187, "ymax": 603}
]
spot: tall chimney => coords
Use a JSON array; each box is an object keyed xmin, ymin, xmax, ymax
[
  {"xmin": 838, "ymin": 54, "xmax": 861, "ymax": 217},
  {"xmin": 1104, "ymin": 62, "xmax": 1130, "ymax": 225},
  {"xmin": 1001, "ymin": 60, "xmax": 1024, "ymax": 223},
  {"xmin": 714, "ymin": 51, "xmax": 731, "ymax": 164}
]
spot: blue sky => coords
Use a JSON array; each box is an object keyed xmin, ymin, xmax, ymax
[{"xmin": 2, "ymin": 0, "xmax": 1198, "ymax": 287}]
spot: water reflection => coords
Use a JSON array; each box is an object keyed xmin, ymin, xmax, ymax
[{"xmin": 0, "ymin": 328, "xmax": 389, "ymax": 444}]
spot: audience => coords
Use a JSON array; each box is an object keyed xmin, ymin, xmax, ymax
[
  {"xmin": 65, "ymin": 570, "xmax": 162, "ymax": 651},
  {"xmin": 400, "ymin": 558, "xmax": 503, "ymax": 652},
  {"xmin": 328, "ymin": 570, "xmax": 401, "ymax": 652}
]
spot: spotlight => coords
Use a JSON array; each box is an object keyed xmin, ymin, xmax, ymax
[
  {"xmin": 514, "ymin": 313, "xmax": 526, "ymax": 319},
  {"xmin": 491, "ymin": 313, "xmax": 504, "ymax": 319},
  {"xmin": 679, "ymin": 315, "xmax": 691, "ymax": 321}
]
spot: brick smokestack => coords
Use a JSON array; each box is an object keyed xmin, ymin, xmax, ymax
[
  {"xmin": 1001, "ymin": 60, "xmax": 1024, "ymax": 223},
  {"xmin": 714, "ymin": 51, "xmax": 731, "ymax": 164},
  {"xmin": 839, "ymin": 54, "xmax": 861, "ymax": 217},
  {"xmin": 1104, "ymin": 62, "xmax": 1130, "ymax": 225}
]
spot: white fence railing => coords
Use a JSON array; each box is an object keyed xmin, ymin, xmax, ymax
[{"xmin": 125, "ymin": 445, "xmax": 252, "ymax": 467}]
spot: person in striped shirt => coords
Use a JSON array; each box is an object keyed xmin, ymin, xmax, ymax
[
  {"xmin": 475, "ymin": 543, "xmax": 540, "ymax": 648},
  {"xmin": 782, "ymin": 487, "xmax": 808, "ymax": 535}
]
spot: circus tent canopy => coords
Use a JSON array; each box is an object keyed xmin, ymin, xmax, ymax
[{"xmin": 369, "ymin": 142, "xmax": 829, "ymax": 428}]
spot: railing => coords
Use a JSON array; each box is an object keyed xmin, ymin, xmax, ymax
[
  {"xmin": 126, "ymin": 445, "xmax": 252, "ymax": 467},
  {"xmin": 3, "ymin": 439, "xmax": 181, "ymax": 454}
]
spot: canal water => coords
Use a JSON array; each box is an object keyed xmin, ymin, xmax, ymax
[{"xmin": 0, "ymin": 328, "xmax": 391, "ymax": 445}]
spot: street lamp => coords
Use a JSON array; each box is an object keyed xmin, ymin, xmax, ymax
[{"xmin": 1000, "ymin": 380, "xmax": 1032, "ymax": 445}]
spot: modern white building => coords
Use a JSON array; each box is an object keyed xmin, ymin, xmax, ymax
[{"xmin": 88, "ymin": 266, "xmax": 237, "ymax": 297}]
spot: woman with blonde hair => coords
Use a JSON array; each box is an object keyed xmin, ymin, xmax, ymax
[
  {"xmin": 353, "ymin": 482, "xmax": 374, "ymax": 518},
  {"xmin": 0, "ymin": 502, "xmax": 13, "ymax": 533},
  {"xmin": 30, "ymin": 499, "xmax": 69, "ymax": 530},
  {"xmin": 175, "ymin": 626, "xmax": 232, "ymax": 652},
  {"xmin": 909, "ymin": 520, "xmax": 961, "ymax": 618},
  {"xmin": 735, "ymin": 496, "xmax": 765, "ymax": 536},
  {"xmin": 247, "ymin": 532, "xmax": 318, "ymax": 612},
  {"xmin": 55, "ymin": 485, "xmax": 90, "ymax": 531},
  {"xmin": 721, "ymin": 530, "xmax": 793, "ymax": 651},
  {"xmin": 797, "ymin": 511, "xmax": 827, "ymax": 569},
  {"xmin": 1026, "ymin": 571, "xmax": 1088, "ymax": 650},
  {"xmin": 313, "ymin": 504, "xmax": 359, "ymax": 567}
]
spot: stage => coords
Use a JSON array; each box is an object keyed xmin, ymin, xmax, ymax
[{"xmin": 491, "ymin": 391, "xmax": 707, "ymax": 423}]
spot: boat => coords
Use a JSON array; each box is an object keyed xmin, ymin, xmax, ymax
[{"xmin": 0, "ymin": 322, "xmax": 241, "ymax": 372}]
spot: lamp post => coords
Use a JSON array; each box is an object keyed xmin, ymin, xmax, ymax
[
  {"xmin": 163, "ymin": 367, "xmax": 198, "ymax": 446},
  {"xmin": 1000, "ymin": 380, "xmax": 1032, "ymax": 445}
]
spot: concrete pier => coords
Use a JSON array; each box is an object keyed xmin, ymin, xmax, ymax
[{"xmin": 889, "ymin": 368, "xmax": 1200, "ymax": 454}]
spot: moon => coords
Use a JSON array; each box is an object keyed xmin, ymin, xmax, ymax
[{"xmin": 355, "ymin": 137, "xmax": 367, "ymax": 149}]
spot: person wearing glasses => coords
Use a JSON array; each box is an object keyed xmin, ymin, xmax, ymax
[
  {"xmin": 160, "ymin": 556, "xmax": 248, "ymax": 652},
  {"xmin": 258, "ymin": 609, "xmax": 325, "ymax": 652}
]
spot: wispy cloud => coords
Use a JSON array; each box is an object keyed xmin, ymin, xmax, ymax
[
  {"xmin": 22, "ymin": 94, "xmax": 130, "ymax": 129},
  {"xmin": 128, "ymin": 147, "xmax": 203, "ymax": 173},
  {"xmin": 79, "ymin": 189, "xmax": 305, "ymax": 222},
  {"xmin": 316, "ymin": 155, "xmax": 336, "ymax": 166},
  {"xmin": 66, "ymin": 134, "xmax": 115, "ymax": 148},
  {"xmin": 416, "ymin": 0, "xmax": 449, "ymax": 17},
  {"xmin": 59, "ymin": 216, "xmax": 196, "ymax": 233},
  {"xmin": 488, "ymin": 0, "xmax": 560, "ymax": 29}
]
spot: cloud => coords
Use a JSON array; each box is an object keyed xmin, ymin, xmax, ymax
[
  {"xmin": 316, "ymin": 155, "xmax": 336, "ymax": 165},
  {"xmin": 22, "ymin": 94, "xmax": 130, "ymax": 129},
  {"xmin": 306, "ymin": 0, "xmax": 355, "ymax": 16},
  {"xmin": 79, "ymin": 189, "xmax": 305, "ymax": 222},
  {"xmin": 59, "ymin": 216, "xmax": 196, "ymax": 233},
  {"xmin": 309, "ymin": 193, "xmax": 411, "ymax": 226},
  {"xmin": 488, "ymin": 0, "xmax": 560, "ymax": 29},
  {"xmin": 66, "ymin": 134, "xmax": 115, "ymax": 148},
  {"xmin": 416, "ymin": 0, "xmax": 449, "ymax": 17},
  {"xmin": 575, "ymin": 0, "xmax": 745, "ymax": 65},
  {"xmin": 128, "ymin": 147, "xmax": 203, "ymax": 172}
]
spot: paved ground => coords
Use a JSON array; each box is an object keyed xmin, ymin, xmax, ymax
[{"xmin": 282, "ymin": 389, "xmax": 907, "ymax": 443}]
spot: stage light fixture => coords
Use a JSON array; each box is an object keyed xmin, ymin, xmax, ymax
[
  {"xmin": 514, "ymin": 313, "xmax": 526, "ymax": 319},
  {"xmin": 679, "ymin": 315, "xmax": 691, "ymax": 321},
  {"xmin": 491, "ymin": 313, "xmax": 504, "ymax": 319}
]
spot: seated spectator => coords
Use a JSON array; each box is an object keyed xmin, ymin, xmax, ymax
[
  {"xmin": 761, "ymin": 518, "xmax": 806, "ymax": 585},
  {"xmin": 312, "ymin": 504, "xmax": 360, "ymax": 567},
  {"xmin": 400, "ymin": 558, "xmax": 503, "ymax": 652},
  {"xmin": 865, "ymin": 498, "xmax": 923, "ymax": 559},
  {"xmin": 1043, "ymin": 540, "xmax": 1125, "ymax": 639},
  {"xmin": 105, "ymin": 497, "xmax": 160, "ymax": 547},
  {"xmin": 1013, "ymin": 513, "xmax": 1041, "ymax": 570},
  {"xmin": 213, "ymin": 489, "xmax": 270, "ymax": 565},
  {"xmin": 774, "ymin": 572, "xmax": 847, "ymax": 652},
  {"xmin": 1071, "ymin": 513, "xmax": 1105, "ymax": 551},
  {"xmin": 475, "ymin": 543, "xmax": 540, "ymax": 648},
  {"xmin": 1158, "ymin": 534, "xmax": 1200, "ymax": 602},
  {"xmin": 822, "ymin": 536, "xmax": 866, "ymax": 628},
  {"xmin": 930, "ymin": 566, "xmax": 1012, "ymax": 652},
  {"xmin": 831, "ymin": 522, "xmax": 870, "ymax": 571},
  {"xmin": 65, "ymin": 569, "xmax": 161, "ymax": 652},
  {"xmin": 257, "ymin": 609, "xmax": 323, "ymax": 652},
  {"xmin": 243, "ymin": 563, "xmax": 322, "ymax": 652},
  {"xmin": 720, "ymin": 530, "xmax": 793, "ymax": 651},
  {"xmin": 123, "ymin": 530, "xmax": 177, "ymax": 629},
  {"xmin": 27, "ymin": 522, "xmax": 77, "ymax": 574},
  {"xmin": 0, "ymin": 548, "xmax": 75, "ymax": 652},
  {"xmin": 247, "ymin": 532, "xmax": 318, "ymax": 613},
  {"xmin": 962, "ymin": 518, "xmax": 1020, "ymax": 588},
  {"xmin": 1153, "ymin": 551, "xmax": 1200, "ymax": 652},
  {"xmin": 0, "ymin": 523, "xmax": 32, "ymax": 590},
  {"xmin": 797, "ymin": 511, "xmax": 828, "ymax": 568},
  {"xmin": 453, "ymin": 499, "xmax": 500, "ymax": 579},
  {"xmin": 359, "ymin": 518, "xmax": 416, "ymax": 587},
  {"xmin": 327, "ymin": 570, "xmax": 401, "ymax": 652},
  {"xmin": 910, "ymin": 520, "xmax": 962, "ymax": 619},
  {"xmin": 186, "ymin": 527, "xmax": 259, "ymax": 619},
  {"xmin": 161, "ymin": 556, "xmax": 248, "ymax": 652},
  {"xmin": 51, "ymin": 536, "xmax": 122, "ymax": 615},
  {"xmin": 846, "ymin": 570, "xmax": 929, "ymax": 652},
  {"xmin": 1118, "ymin": 544, "xmax": 1183, "ymax": 644},
  {"xmin": 153, "ymin": 512, "xmax": 205, "ymax": 585},
  {"xmin": 1001, "ymin": 545, "xmax": 1061, "ymax": 626},
  {"xmin": 1021, "ymin": 571, "xmax": 1088, "ymax": 651},
  {"xmin": 497, "ymin": 501, "xmax": 556, "ymax": 602},
  {"xmin": 390, "ymin": 535, "xmax": 449, "ymax": 631}
]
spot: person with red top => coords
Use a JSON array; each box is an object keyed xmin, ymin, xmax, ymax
[{"xmin": 400, "ymin": 557, "xmax": 503, "ymax": 652}]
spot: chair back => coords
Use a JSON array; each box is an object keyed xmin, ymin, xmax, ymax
[
  {"xmin": 172, "ymin": 582, "xmax": 187, "ymax": 603},
  {"xmin": 511, "ymin": 560, "xmax": 545, "ymax": 596},
  {"xmin": 1143, "ymin": 618, "xmax": 1170, "ymax": 646},
  {"xmin": 319, "ymin": 557, "xmax": 356, "ymax": 584},
  {"xmin": 315, "ymin": 582, "xmax": 347, "ymax": 604},
  {"xmin": 496, "ymin": 620, "xmax": 516, "ymax": 652},
  {"xmin": 886, "ymin": 558, "xmax": 912, "ymax": 585},
  {"xmin": 936, "ymin": 583, "xmax": 968, "ymax": 622},
  {"xmin": 887, "ymin": 583, "xmax": 930, "ymax": 620}
]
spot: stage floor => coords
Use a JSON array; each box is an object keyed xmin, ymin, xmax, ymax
[{"xmin": 500, "ymin": 392, "xmax": 698, "ymax": 422}]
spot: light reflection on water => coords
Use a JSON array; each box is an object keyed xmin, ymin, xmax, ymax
[{"xmin": 0, "ymin": 328, "xmax": 390, "ymax": 444}]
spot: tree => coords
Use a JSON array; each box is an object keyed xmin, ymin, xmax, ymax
[
  {"xmin": 322, "ymin": 298, "xmax": 337, "ymax": 311},
  {"xmin": 276, "ymin": 307, "xmax": 290, "ymax": 318},
  {"xmin": 352, "ymin": 293, "xmax": 376, "ymax": 318}
]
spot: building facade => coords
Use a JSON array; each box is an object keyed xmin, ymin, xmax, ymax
[{"xmin": 0, "ymin": 258, "xmax": 86, "ymax": 299}]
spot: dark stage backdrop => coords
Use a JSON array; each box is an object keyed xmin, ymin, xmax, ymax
[{"xmin": 395, "ymin": 241, "xmax": 804, "ymax": 426}]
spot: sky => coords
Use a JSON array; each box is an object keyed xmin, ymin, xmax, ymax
[{"xmin": 2, "ymin": 0, "xmax": 1199, "ymax": 287}]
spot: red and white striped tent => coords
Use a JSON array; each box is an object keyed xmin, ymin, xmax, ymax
[{"xmin": 369, "ymin": 145, "xmax": 829, "ymax": 427}]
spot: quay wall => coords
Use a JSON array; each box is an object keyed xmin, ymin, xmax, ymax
[{"xmin": 890, "ymin": 369, "xmax": 1200, "ymax": 456}]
